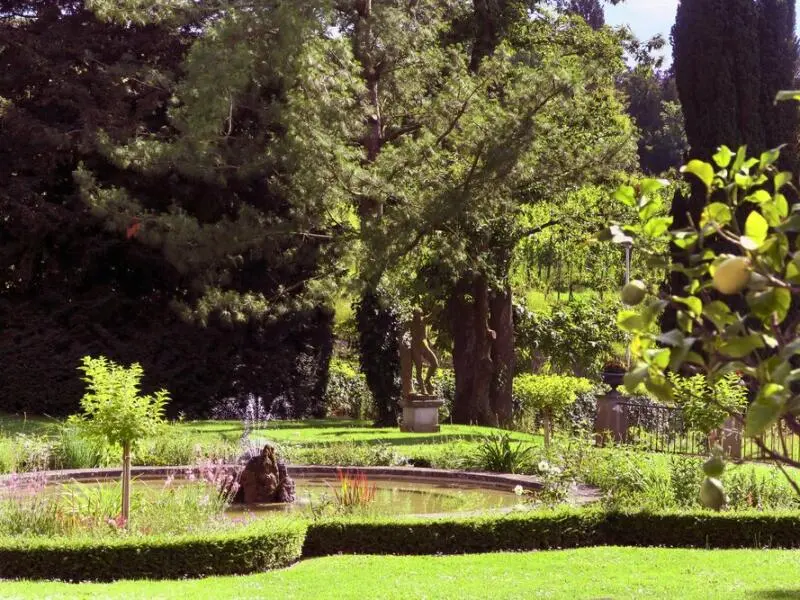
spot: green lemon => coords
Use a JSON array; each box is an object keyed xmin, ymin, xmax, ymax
[
  {"xmin": 699, "ymin": 477, "xmax": 726, "ymax": 510},
  {"xmin": 712, "ymin": 256, "xmax": 751, "ymax": 295},
  {"xmin": 702, "ymin": 455, "xmax": 725, "ymax": 478},
  {"xmin": 621, "ymin": 280, "xmax": 647, "ymax": 306}
]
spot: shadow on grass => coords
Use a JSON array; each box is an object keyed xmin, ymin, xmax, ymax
[{"xmin": 753, "ymin": 591, "xmax": 800, "ymax": 599}]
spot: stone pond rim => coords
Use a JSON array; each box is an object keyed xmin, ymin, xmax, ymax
[
  {"xmin": 0, "ymin": 465, "xmax": 602, "ymax": 509},
  {"xmin": 0, "ymin": 465, "xmax": 545, "ymax": 492}
]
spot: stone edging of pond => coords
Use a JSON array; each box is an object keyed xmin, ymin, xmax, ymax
[
  {"xmin": 0, "ymin": 464, "xmax": 540, "ymax": 490},
  {"xmin": 0, "ymin": 465, "xmax": 601, "ymax": 504}
]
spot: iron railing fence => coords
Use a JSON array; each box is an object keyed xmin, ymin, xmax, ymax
[{"xmin": 604, "ymin": 400, "xmax": 800, "ymax": 461}]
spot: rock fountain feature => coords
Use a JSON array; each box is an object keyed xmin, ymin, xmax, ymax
[
  {"xmin": 232, "ymin": 443, "xmax": 296, "ymax": 504},
  {"xmin": 218, "ymin": 394, "xmax": 297, "ymax": 504}
]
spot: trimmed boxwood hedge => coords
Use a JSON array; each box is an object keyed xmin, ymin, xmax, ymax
[
  {"xmin": 303, "ymin": 509, "xmax": 800, "ymax": 557},
  {"xmin": 4, "ymin": 509, "xmax": 800, "ymax": 581},
  {"xmin": 0, "ymin": 519, "xmax": 306, "ymax": 582}
]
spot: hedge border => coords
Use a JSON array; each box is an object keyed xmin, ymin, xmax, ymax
[
  {"xmin": 3, "ymin": 508, "xmax": 800, "ymax": 581},
  {"xmin": 303, "ymin": 508, "xmax": 800, "ymax": 556},
  {"xmin": 0, "ymin": 519, "xmax": 306, "ymax": 582}
]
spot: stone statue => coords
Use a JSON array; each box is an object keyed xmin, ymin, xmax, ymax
[
  {"xmin": 409, "ymin": 309, "xmax": 438, "ymax": 396},
  {"xmin": 398, "ymin": 309, "xmax": 443, "ymax": 432},
  {"xmin": 232, "ymin": 443, "xmax": 296, "ymax": 504}
]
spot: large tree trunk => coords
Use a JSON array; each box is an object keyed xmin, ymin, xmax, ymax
[
  {"xmin": 489, "ymin": 284, "xmax": 514, "ymax": 425},
  {"xmin": 450, "ymin": 274, "xmax": 495, "ymax": 425}
]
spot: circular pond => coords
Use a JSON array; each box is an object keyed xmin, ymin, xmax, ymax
[{"xmin": 0, "ymin": 465, "xmax": 539, "ymax": 518}]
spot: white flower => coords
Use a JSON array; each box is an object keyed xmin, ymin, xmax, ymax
[
  {"xmin": 537, "ymin": 460, "xmax": 550, "ymax": 473},
  {"xmin": 513, "ymin": 484, "xmax": 524, "ymax": 496}
]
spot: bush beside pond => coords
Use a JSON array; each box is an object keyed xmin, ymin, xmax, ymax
[
  {"xmin": 0, "ymin": 518, "xmax": 306, "ymax": 581},
  {"xmin": 6, "ymin": 508, "xmax": 800, "ymax": 581}
]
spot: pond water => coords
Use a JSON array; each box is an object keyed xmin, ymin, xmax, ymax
[
  {"xmin": 22, "ymin": 475, "xmax": 523, "ymax": 518},
  {"xmin": 230, "ymin": 476, "xmax": 522, "ymax": 517}
]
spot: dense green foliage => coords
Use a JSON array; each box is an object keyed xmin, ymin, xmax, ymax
[
  {"xmin": 303, "ymin": 508, "xmax": 800, "ymax": 556},
  {"xmin": 0, "ymin": 519, "xmax": 305, "ymax": 581},
  {"xmin": 609, "ymin": 144, "xmax": 800, "ymax": 505},
  {"xmin": 0, "ymin": 1, "xmax": 334, "ymax": 417},
  {"xmin": 512, "ymin": 374, "xmax": 593, "ymax": 443},
  {"xmin": 355, "ymin": 292, "xmax": 401, "ymax": 426},
  {"xmin": 514, "ymin": 299, "xmax": 625, "ymax": 376},
  {"xmin": 71, "ymin": 357, "xmax": 168, "ymax": 449},
  {"xmin": 669, "ymin": 373, "xmax": 748, "ymax": 435}
]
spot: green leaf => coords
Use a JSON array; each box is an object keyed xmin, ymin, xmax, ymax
[
  {"xmin": 645, "ymin": 348, "xmax": 671, "ymax": 369},
  {"xmin": 775, "ymin": 171, "xmax": 793, "ymax": 191},
  {"xmin": 745, "ymin": 190, "xmax": 771, "ymax": 204},
  {"xmin": 748, "ymin": 287, "xmax": 792, "ymax": 324},
  {"xmin": 732, "ymin": 146, "xmax": 747, "ymax": 173},
  {"xmin": 617, "ymin": 310, "xmax": 644, "ymax": 333},
  {"xmin": 644, "ymin": 374, "xmax": 673, "ymax": 403},
  {"xmin": 718, "ymin": 334, "xmax": 765, "ymax": 358},
  {"xmin": 657, "ymin": 329, "xmax": 685, "ymax": 347},
  {"xmin": 703, "ymin": 300, "xmax": 736, "ymax": 330},
  {"xmin": 744, "ymin": 384, "xmax": 786, "ymax": 438},
  {"xmin": 700, "ymin": 202, "xmax": 732, "ymax": 228},
  {"xmin": 638, "ymin": 197, "xmax": 663, "ymax": 221},
  {"xmin": 643, "ymin": 216, "xmax": 672, "ymax": 238},
  {"xmin": 673, "ymin": 296, "xmax": 702, "ymax": 317},
  {"xmin": 775, "ymin": 193, "xmax": 789, "ymax": 218},
  {"xmin": 623, "ymin": 365, "xmax": 649, "ymax": 393},
  {"xmin": 776, "ymin": 90, "xmax": 800, "ymax": 102},
  {"xmin": 681, "ymin": 160, "xmax": 715, "ymax": 190},
  {"xmin": 713, "ymin": 146, "xmax": 734, "ymax": 168},
  {"xmin": 760, "ymin": 147, "xmax": 781, "ymax": 170},
  {"xmin": 640, "ymin": 178, "xmax": 669, "ymax": 195},
  {"xmin": 673, "ymin": 231, "xmax": 698, "ymax": 249},
  {"xmin": 744, "ymin": 211, "xmax": 769, "ymax": 244},
  {"xmin": 613, "ymin": 186, "xmax": 636, "ymax": 207}
]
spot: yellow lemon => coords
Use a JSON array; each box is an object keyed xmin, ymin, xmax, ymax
[{"xmin": 712, "ymin": 256, "xmax": 751, "ymax": 295}]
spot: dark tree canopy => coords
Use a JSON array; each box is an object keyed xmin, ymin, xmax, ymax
[
  {"xmin": 672, "ymin": 0, "xmax": 798, "ymax": 166},
  {"xmin": 0, "ymin": 1, "xmax": 334, "ymax": 417}
]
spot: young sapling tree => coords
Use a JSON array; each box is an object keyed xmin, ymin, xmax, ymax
[{"xmin": 70, "ymin": 356, "xmax": 169, "ymax": 526}]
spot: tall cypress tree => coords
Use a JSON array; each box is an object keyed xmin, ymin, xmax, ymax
[
  {"xmin": 759, "ymin": 0, "xmax": 799, "ymax": 174},
  {"xmin": 672, "ymin": 0, "xmax": 763, "ymax": 165}
]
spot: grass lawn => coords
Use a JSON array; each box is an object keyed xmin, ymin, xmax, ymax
[
  {"xmin": 181, "ymin": 418, "xmax": 541, "ymax": 446},
  {"xmin": 0, "ymin": 547, "xmax": 797, "ymax": 599}
]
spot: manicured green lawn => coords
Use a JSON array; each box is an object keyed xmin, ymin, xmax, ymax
[
  {"xmin": 183, "ymin": 418, "xmax": 541, "ymax": 446},
  {"xmin": 0, "ymin": 547, "xmax": 797, "ymax": 599}
]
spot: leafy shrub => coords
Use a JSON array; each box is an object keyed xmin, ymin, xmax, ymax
[
  {"xmin": 668, "ymin": 372, "xmax": 748, "ymax": 435},
  {"xmin": 513, "ymin": 374, "xmax": 593, "ymax": 445},
  {"xmin": 284, "ymin": 441, "xmax": 409, "ymax": 468},
  {"xmin": 725, "ymin": 468, "xmax": 798, "ymax": 511},
  {"xmin": 0, "ymin": 518, "xmax": 306, "ymax": 581},
  {"xmin": 303, "ymin": 508, "xmax": 800, "ymax": 557},
  {"xmin": 431, "ymin": 369, "xmax": 455, "ymax": 422},
  {"xmin": 669, "ymin": 456, "xmax": 704, "ymax": 509},
  {"xmin": 50, "ymin": 425, "xmax": 112, "ymax": 470},
  {"xmin": 514, "ymin": 299, "xmax": 625, "ymax": 378},
  {"xmin": 473, "ymin": 434, "xmax": 534, "ymax": 474},
  {"xmin": 581, "ymin": 447, "xmax": 673, "ymax": 510},
  {"xmin": 324, "ymin": 358, "xmax": 374, "ymax": 419},
  {"xmin": 565, "ymin": 389, "xmax": 599, "ymax": 432}
]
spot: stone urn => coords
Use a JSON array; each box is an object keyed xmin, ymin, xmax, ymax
[
  {"xmin": 232, "ymin": 443, "xmax": 296, "ymax": 504},
  {"xmin": 399, "ymin": 394, "xmax": 444, "ymax": 433}
]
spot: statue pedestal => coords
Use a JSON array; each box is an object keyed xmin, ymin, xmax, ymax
[{"xmin": 399, "ymin": 394, "xmax": 444, "ymax": 433}]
